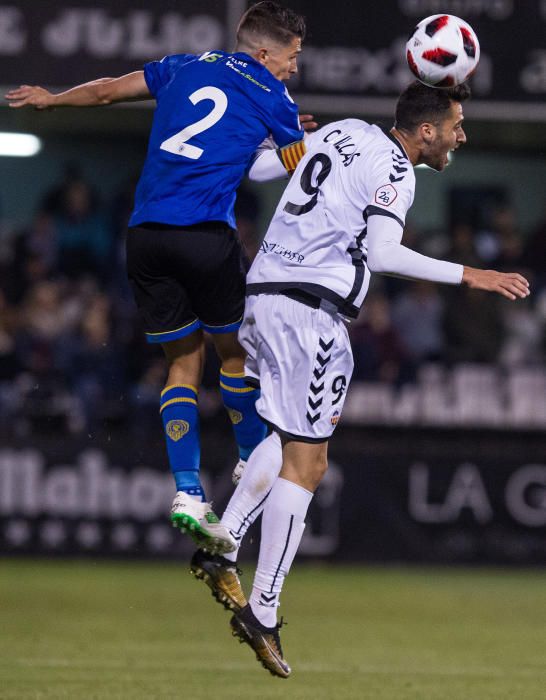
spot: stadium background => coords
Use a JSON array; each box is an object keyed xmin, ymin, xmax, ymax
[
  {"xmin": 1, "ymin": 2, "xmax": 545, "ymax": 698},
  {"xmin": 1, "ymin": 0, "xmax": 545, "ymax": 564}
]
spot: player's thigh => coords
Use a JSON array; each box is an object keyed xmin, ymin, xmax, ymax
[
  {"xmin": 126, "ymin": 226, "xmax": 199, "ymax": 342},
  {"xmin": 250, "ymin": 295, "xmax": 354, "ymax": 442},
  {"xmin": 187, "ymin": 226, "xmax": 248, "ymax": 330},
  {"xmin": 161, "ymin": 332, "xmax": 205, "ymax": 387},
  {"xmin": 209, "ymin": 330, "xmax": 246, "ymax": 376}
]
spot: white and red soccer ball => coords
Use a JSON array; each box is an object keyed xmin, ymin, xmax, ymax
[{"xmin": 406, "ymin": 14, "xmax": 480, "ymax": 88}]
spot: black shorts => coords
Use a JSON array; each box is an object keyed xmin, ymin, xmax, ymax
[{"xmin": 126, "ymin": 222, "xmax": 248, "ymax": 344}]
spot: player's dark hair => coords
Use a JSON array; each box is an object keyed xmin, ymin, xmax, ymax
[
  {"xmin": 394, "ymin": 81, "xmax": 471, "ymax": 133},
  {"xmin": 237, "ymin": 1, "xmax": 306, "ymax": 47}
]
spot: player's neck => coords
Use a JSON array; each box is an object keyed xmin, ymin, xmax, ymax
[
  {"xmin": 390, "ymin": 127, "xmax": 419, "ymax": 166},
  {"xmin": 234, "ymin": 43, "xmax": 260, "ymax": 63}
]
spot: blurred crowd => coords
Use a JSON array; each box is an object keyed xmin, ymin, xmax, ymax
[{"xmin": 1, "ymin": 168, "xmax": 546, "ymax": 436}]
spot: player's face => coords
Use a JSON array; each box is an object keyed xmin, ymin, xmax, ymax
[
  {"xmin": 265, "ymin": 36, "xmax": 302, "ymax": 81},
  {"xmin": 424, "ymin": 101, "xmax": 467, "ymax": 171}
]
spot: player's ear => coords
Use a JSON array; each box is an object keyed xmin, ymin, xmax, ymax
[
  {"xmin": 420, "ymin": 122, "xmax": 436, "ymax": 145},
  {"xmin": 255, "ymin": 47, "xmax": 269, "ymax": 66}
]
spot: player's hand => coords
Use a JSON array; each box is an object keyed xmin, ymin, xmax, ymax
[
  {"xmin": 299, "ymin": 113, "xmax": 318, "ymax": 132},
  {"xmin": 5, "ymin": 85, "xmax": 55, "ymax": 110},
  {"xmin": 462, "ymin": 267, "xmax": 530, "ymax": 300}
]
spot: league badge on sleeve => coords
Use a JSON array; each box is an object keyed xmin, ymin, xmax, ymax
[{"xmin": 375, "ymin": 184, "xmax": 398, "ymax": 207}]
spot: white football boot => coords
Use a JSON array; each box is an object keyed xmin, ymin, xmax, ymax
[{"xmin": 170, "ymin": 491, "xmax": 236, "ymax": 555}]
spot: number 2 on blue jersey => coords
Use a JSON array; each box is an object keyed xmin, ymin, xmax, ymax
[{"xmin": 160, "ymin": 86, "xmax": 228, "ymax": 160}]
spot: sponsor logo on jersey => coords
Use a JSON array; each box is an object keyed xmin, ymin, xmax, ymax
[
  {"xmin": 229, "ymin": 57, "xmax": 248, "ymax": 68},
  {"xmin": 199, "ymin": 52, "xmax": 222, "ymax": 63},
  {"xmin": 225, "ymin": 60, "xmax": 271, "ymax": 92},
  {"xmin": 166, "ymin": 420, "xmax": 189, "ymax": 442},
  {"xmin": 228, "ymin": 409, "xmax": 243, "ymax": 425},
  {"xmin": 375, "ymin": 184, "xmax": 398, "ymax": 206},
  {"xmin": 260, "ymin": 239, "xmax": 305, "ymax": 263}
]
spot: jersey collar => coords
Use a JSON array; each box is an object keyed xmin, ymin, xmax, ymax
[{"xmin": 378, "ymin": 124, "xmax": 409, "ymax": 161}]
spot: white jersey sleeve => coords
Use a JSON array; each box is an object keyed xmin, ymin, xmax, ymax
[
  {"xmin": 247, "ymin": 141, "xmax": 287, "ymax": 182},
  {"xmin": 354, "ymin": 130, "xmax": 415, "ymax": 231},
  {"xmin": 248, "ymin": 134, "xmax": 309, "ymax": 182},
  {"xmin": 366, "ymin": 215, "xmax": 463, "ymax": 283}
]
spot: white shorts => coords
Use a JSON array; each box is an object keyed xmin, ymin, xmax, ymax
[{"xmin": 239, "ymin": 294, "xmax": 354, "ymax": 442}]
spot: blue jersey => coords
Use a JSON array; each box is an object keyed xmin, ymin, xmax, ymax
[{"xmin": 129, "ymin": 51, "xmax": 304, "ymax": 230}]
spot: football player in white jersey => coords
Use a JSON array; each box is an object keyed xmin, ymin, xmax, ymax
[{"xmin": 191, "ymin": 81, "xmax": 530, "ymax": 677}]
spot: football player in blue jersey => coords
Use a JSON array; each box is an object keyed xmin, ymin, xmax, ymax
[{"xmin": 7, "ymin": 1, "xmax": 313, "ymax": 554}]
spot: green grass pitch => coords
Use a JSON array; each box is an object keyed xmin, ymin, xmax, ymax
[{"xmin": 1, "ymin": 560, "xmax": 545, "ymax": 699}]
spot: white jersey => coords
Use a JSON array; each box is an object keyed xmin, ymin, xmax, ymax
[{"xmin": 247, "ymin": 119, "xmax": 416, "ymax": 318}]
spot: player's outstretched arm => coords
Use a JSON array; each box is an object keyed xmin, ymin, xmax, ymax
[
  {"xmin": 462, "ymin": 267, "xmax": 530, "ymax": 300},
  {"xmin": 367, "ymin": 214, "xmax": 530, "ymax": 300},
  {"xmin": 5, "ymin": 71, "xmax": 151, "ymax": 110}
]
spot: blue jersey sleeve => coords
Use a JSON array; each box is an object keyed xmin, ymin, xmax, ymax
[
  {"xmin": 144, "ymin": 54, "xmax": 195, "ymax": 98},
  {"xmin": 269, "ymin": 88, "xmax": 304, "ymax": 147}
]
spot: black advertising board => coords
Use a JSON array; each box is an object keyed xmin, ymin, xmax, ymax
[
  {"xmin": 1, "ymin": 425, "xmax": 545, "ymax": 564},
  {"xmin": 0, "ymin": 0, "xmax": 236, "ymax": 84},
  {"xmin": 1, "ymin": 0, "xmax": 545, "ymax": 119},
  {"xmin": 285, "ymin": 0, "xmax": 546, "ymax": 119}
]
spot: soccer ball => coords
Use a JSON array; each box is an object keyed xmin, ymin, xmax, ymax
[{"xmin": 406, "ymin": 14, "xmax": 480, "ymax": 88}]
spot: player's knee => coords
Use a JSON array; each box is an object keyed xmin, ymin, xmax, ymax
[
  {"xmin": 313, "ymin": 455, "xmax": 328, "ymax": 483},
  {"xmin": 162, "ymin": 336, "xmax": 204, "ymax": 387},
  {"xmin": 298, "ymin": 456, "xmax": 327, "ymax": 492},
  {"xmin": 213, "ymin": 332, "xmax": 246, "ymax": 366}
]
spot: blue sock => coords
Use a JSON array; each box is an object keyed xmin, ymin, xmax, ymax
[
  {"xmin": 219, "ymin": 370, "xmax": 268, "ymax": 461},
  {"xmin": 160, "ymin": 384, "xmax": 204, "ymax": 500}
]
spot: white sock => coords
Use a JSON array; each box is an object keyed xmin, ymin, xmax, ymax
[
  {"xmin": 221, "ymin": 432, "xmax": 282, "ymax": 563},
  {"xmin": 249, "ymin": 477, "xmax": 313, "ymax": 628}
]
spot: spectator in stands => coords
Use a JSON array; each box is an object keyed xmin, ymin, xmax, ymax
[
  {"xmin": 0, "ymin": 288, "xmax": 19, "ymax": 389},
  {"xmin": 62, "ymin": 293, "xmax": 126, "ymax": 431},
  {"xmin": 448, "ymin": 222, "xmax": 484, "ymax": 267},
  {"xmin": 500, "ymin": 297, "xmax": 543, "ymax": 367},
  {"xmin": 12, "ymin": 280, "xmax": 72, "ymax": 428},
  {"xmin": 441, "ymin": 222, "xmax": 503, "ymax": 363},
  {"xmin": 55, "ymin": 178, "xmax": 113, "ymax": 281},
  {"xmin": 130, "ymin": 357, "xmax": 166, "ymax": 436},
  {"xmin": 1, "ymin": 210, "xmax": 56, "ymax": 304},
  {"xmin": 522, "ymin": 208, "xmax": 546, "ymax": 293},
  {"xmin": 489, "ymin": 205, "xmax": 524, "ymax": 272},
  {"xmin": 349, "ymin": 292, "xmax": 409, "ymax": 384},
  {"xmin": 443, "ymin": 285, "xmax": 504, "ymax": 364},
  {"xmin": 391, "ymin": 281, "xmax": 445, "ymax": 365},
  {"xmin": 16, "ymin": 280, "xmax": 69, "ymax": 376}
]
